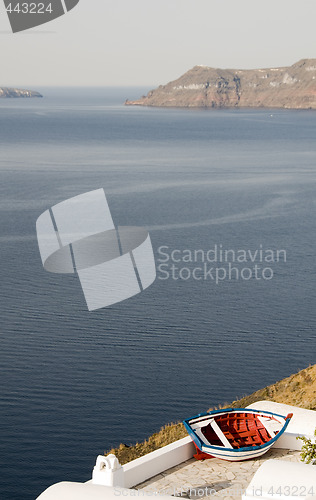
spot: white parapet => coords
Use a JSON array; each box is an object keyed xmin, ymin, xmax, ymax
[
  {"xmin": 242, "ymin": 460, "xmax": 316, "ymax": 500},
  {"xmin": 246, "ymin": 401, "xmax": 316, "ymax": 450},
  {"xmin": 36, "ymin": 483, "xmax": 175, "ymax": 500},
  {"xmin": 123, "ymin": 436, "xmax": 195, "ymax": 488},
  {"xmin": 35, "ymin": 438, "xmax": 195, "ymax": 499}
]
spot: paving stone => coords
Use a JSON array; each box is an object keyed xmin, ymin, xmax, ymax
[
  {"xmin": 136, "ymin": 449, "xmax": 302, "ymax": 500},
  {"xmin": 226, "ymin": 471, "xmax": 235, "ymax": 480}
]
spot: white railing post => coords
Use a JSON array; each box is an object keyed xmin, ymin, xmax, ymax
[{"xmin": 92, "ymin": 454, "xmax": 124, "ymax": 487}]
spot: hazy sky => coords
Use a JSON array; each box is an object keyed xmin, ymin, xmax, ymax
[{"xmin": 1, "ymin": 0, "xmax": 316, "ymax": 88}]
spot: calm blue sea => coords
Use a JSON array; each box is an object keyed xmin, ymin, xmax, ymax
[{"xmin": 0, "ymin": 88, "xmax": 315, "ymax": 499}]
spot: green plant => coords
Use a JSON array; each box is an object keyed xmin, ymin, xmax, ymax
[{"xmin": 297, "ymin": 428, "xmax": 316, "ymax": 464}]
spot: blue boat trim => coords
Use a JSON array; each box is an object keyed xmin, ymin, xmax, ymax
[
  {"xmin": 184, "ymin": 407, "xmax": 289, "ymax": 423},
  {"xmin": 183, "ymin": 408, "xmax": 292, "ymax": 455}
]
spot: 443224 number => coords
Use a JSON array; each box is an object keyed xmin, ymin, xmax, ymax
[
  {"xmin": 267, "ymin": 486, "xmax": 314, "ymax": 497},
  {"xmin": 5, "ymin": 3, "xmax": 53, "ymax": 14}
]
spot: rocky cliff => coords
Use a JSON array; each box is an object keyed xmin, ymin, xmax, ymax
[
  {"xmin": 108, "ymin": 364, "xmax": 316, "ymax": 464},
  {"xmin": 0, "ymin": 87, "xmax": 43, "ymax": 98},
  {"xmin": 125, "ymin": 59, "xmax": 316, "ymax": 109}
]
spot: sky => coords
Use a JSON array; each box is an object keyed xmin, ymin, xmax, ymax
[{"xmin": 1, "ymin": 0, "xmax": 316, "ymax": 88}]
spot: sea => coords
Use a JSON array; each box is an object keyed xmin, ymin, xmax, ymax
[{"xmin": 0, "ymin": 87, "xmax": 315, "ymax": 499}]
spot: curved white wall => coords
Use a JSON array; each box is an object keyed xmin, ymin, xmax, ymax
[
  {"xmin": 247, "ymin": 401, "xmax": 316, "ymax": 450},
  {"xmin": 36, "ymin": 483, "xmax": 175, "ymax": 500},
  {"xmin": 242, "ymin": 460, "xmax": 316, "ymax": 500}
]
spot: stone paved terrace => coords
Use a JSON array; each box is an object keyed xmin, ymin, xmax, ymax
[{"xmin": 136, "ymin": 448, "xmax": 302, "ymax": 500}]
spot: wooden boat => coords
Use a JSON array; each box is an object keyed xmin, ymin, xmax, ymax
[{"xmin": 183, "ymin": 408, "xmax": 293, "ymax": 461}]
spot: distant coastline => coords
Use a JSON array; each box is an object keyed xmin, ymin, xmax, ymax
[
  {"xmin": 0, "ymin": 87, "xmax": 42, "ymax": 98},
  {"xmin": 125, "ymin": 59, "xmax": 316, "ymax": 109}
]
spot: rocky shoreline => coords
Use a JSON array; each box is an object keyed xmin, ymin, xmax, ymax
[
  {"xmin": 0, "ymin": 87, "xmax": 43, "ymax": 98},
  {"xmin": 125, "ymin": 59, "xmax": 316, "ymax": 109}
]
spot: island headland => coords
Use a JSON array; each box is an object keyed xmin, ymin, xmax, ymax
[
  {"xmin": 0, "ymin": 87, "xmax": 43, "ymax": 98},
  {"xmin": 125, "ymin": 59, "xmax": 316, "ymax": 109}
]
